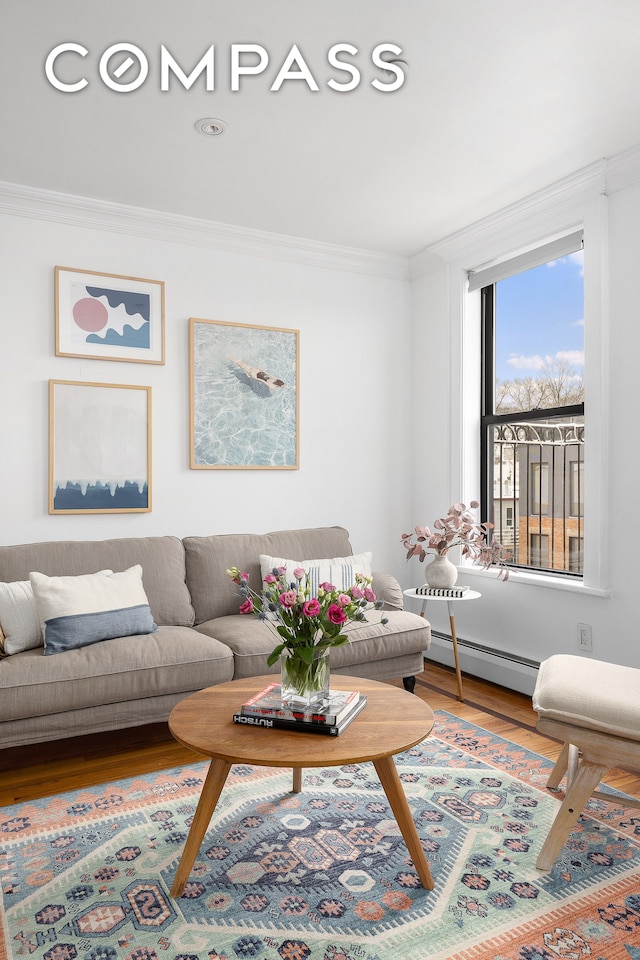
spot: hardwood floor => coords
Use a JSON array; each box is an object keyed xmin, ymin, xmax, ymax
[{"xmin": 2, "ymin": 661, "xmax": 639, "ymax": 807}]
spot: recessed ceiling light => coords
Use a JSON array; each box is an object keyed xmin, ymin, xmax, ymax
[{"xmin": 194, "ymin": 117, "xmax": 228, "ymax": 137}]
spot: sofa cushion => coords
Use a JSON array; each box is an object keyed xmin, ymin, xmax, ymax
[
  {"xmin": 184, "ymin": 526, "xmax": 353, "ymax": 624},
  {"xmin": 0, "ymin": 626, "xmax": 234, "ymax": 722},
  {"xmin": 0, "ymin": 580, "xmax": 42, "ymax": 655},
  {"xmin": 0, "ymin": 536, "xmax": 195, "ymax": 627},
  {"xmin": 259, "ymin": 551, "xmax": 372, "ymax": 594},
  {"xmin": 195, "ymin": 609, "xmax": 430, "ymax": 679},
  {"xmin": 30, "ymin": 566, "xmax": 158, "ymax": 655}
]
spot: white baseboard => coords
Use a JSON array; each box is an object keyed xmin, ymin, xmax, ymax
[{"xmin": 424, "ymin": 633, "xmax": 539, "ymax": 697}]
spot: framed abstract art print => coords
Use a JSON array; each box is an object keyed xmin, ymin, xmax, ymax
[
  {"xmin": 55, "ymin": 267, "xmax": 165, "ymax": 364},
  {"xmin": 49, "ymin": 380, "xmax": 152, "ymax": 514}
]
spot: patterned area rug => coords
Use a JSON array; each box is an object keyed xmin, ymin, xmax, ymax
[{"xmin": 1, "ymin": 711, "xmax": 639, "ymax": 960}]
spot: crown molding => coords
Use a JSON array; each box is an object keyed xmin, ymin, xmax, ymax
[
  {"xmin": 409, "ymin": 160, "xmax": 605, "ymax": 280},
  {"xmin": 604, "ymin": 141, "xmax": 640, "ymax": 195},
  {"xmin": 409, "ymin": 144, "xmax": 640, "ymax": 281},
  {"xmin": 0, "ymin": 181, "xmax": 409, "ymax": 282}
]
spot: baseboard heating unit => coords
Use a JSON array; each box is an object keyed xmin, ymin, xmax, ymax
[{"xmin": 425, "ymin": 630, "xmax": 540, "ymax": 696}]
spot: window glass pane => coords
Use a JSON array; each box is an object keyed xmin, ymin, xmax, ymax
[
  {"xmin": 570, "ymin": 461, "xmax": 584, "ymax": 517},
  {"xmin": 529, "ymin": 533, "xmax": 549, "ymax": 567},
  {"xmin": 530, "ymin": 462, "xmax": 549, "ymax": 515},
  {"xmin": 569, "ymin": 536, "xmax": 584, "ymax": 573},
  {"xmin": 494, "ymin": 251, "xmax": 584, "ymax": 414},
  {"xmin": 489, "ymin": 415, "xmax": 584, "ymax": 574},
  {"xmin": 483, "ymin": 240, "xmax": 585, "ymax": 578}
]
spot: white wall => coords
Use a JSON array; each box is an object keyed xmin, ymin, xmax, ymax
[
  {"xmin": 407, "ymin": 163, "xmax": 640, "ymax": 687},
  {"xmin": 0, "ymin": 195, "xmax": 412, "ymax": 584}
]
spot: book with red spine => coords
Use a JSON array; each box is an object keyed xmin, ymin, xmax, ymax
[
  {"xmin": 239, "ymin": 682, "xmax": 364, "ymax": 725},
  {"xmin": 233, "ymin": 694, "xmax": 367, "ymax": 735}
]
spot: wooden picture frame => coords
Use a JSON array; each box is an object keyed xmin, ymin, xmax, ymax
[
  {"xmin": 190, "ymin": 318, "xmax": 299, "ymax": 469},
  {"xmin": 55, "ymin": 267, "xmax": 165, "ymax": 364},
  {"xmin": 49, "ymin": 380, "xmax": 152, "ymax": 514}
]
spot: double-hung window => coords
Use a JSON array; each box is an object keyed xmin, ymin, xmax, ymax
[{"xmin": 472, "ymin": 231, "xmax": 585, "ymax": 577}]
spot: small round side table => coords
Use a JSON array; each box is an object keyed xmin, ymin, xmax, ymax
[{"xmin": 403, "ymin": 588, "xmax": 481, "ymax": 702}]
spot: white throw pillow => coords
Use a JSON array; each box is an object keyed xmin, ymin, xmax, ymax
[
  {"xmin": 0, "ymin": 580, "xmax": 42, "ymax": 656},
  {"xmin": 30, "ymin": 565, "xmax": 158, "ymax": 656},
  {"xmin": 259, "ymin": 551, "xmax": 373, "ymax": 595}
]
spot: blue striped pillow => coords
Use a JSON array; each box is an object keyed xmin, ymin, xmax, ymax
[{"xmin": 29, "ymin": 565, "xmax": 158, "ymax": 656}]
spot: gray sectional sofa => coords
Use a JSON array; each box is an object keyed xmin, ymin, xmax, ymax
[{"xmin": 0, "ymin": 526, "xmax": 431, "ymax": 750}]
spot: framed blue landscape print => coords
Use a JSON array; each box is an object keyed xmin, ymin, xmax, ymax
[
  {"xmin": 189, "ymin": 317, "xmax": 299, "ymax": 469},
  {"xmin": 49, "ymin": 380, "xmax": 152, "ymax": 514},
  {"xmin": 55, "ymin": 267, "xmax": 165, "ymax": 364}
]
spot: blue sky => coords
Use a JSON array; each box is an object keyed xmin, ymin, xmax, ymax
[{"xmin": 495, "ymin": 251, "xmax": 584, "ymax": 383}]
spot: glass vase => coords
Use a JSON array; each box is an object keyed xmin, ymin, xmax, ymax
[{"xmin": 281, "ymin": 647, "xmax": 330, "ymax": 708}]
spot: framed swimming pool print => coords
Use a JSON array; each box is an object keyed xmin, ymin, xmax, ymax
[
  {"xmin": 55, "ymin": 266, "xmax": 165, "ymax": 364},
  {"xmin": 49, "ymin": 380, "xmax": 152, "ymax": 514},
  {"xmin": 189, "ymin": 317, "xmax": 299, "ymax": 469}
]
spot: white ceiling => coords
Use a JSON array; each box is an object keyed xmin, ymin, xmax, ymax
[{"xmin": 3, "ymin": 0, "xmax": 640, "ymax": 257}]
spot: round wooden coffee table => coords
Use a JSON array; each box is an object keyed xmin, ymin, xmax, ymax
[{"xmin": 168, "ymin": 675, "xmax": 435, "ymax": 897}]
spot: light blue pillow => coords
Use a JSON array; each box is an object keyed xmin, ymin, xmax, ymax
[{"xmin": 30, "ymin": 565, "xmax": 157, "ymax": 656}]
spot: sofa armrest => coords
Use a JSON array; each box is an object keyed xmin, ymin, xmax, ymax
[{"xmin": 371, "ymin": 571, "xmax": 404, "ymax": 611}]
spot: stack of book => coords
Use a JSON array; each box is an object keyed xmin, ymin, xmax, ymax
[
  {"xmin": 232, "ymin": 682, "xmax": 366, "ymax": 736},
  {"xmin": 415, "ymin": 584, "xmax": 470, "ymax": 598}
]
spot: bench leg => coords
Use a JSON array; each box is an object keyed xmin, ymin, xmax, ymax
[
  {"xmin": 536, "ymin": 758, "xmax": 608, "ymax": 871},
  {"xmin": 547, "ymin": 742, "xmax": 570, "ymax": 788},
  {"xmin": 547, "ymin": 742, "xmax": 580, "ymax": 790}
]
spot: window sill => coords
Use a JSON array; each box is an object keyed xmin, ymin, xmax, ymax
[{"xmin": 458, "ymin": 564, "xmax": 611, "ymax": 598}]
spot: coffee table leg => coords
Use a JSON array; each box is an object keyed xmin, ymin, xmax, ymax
[
  {"xmin": 292, "ymin": 768, "xmax": 302, "ymax": 793},
  {"xmin": 170, "ymin": 758, "xmax": 232, "ymax": 897},
  {"xmin": 373, "ymin": 756, "xmax": 434, "ymax": 890}
]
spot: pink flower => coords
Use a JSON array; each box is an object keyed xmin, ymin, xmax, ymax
[
  {"xmin": 364, "ymin": 587, "xmax": 376, "ymax": 603},
  {"xmin": 303, "ymin": 598, "xmax": 321, "ymax": 617},
  {"xmin": 350, "ymin": 586, "xmax": 364, "ymax": 600},
  {"xmin": 319, "ymin": 581, "xmax": 335, "ymax": 593},
  {"xmin": 239, "ymin": 598, "xmax": 254, "ymax": 614},
  {"xmin": 327, "ymin": 603, "xmax": 347, "ymax": 625},
  {"xmin": 264, "ymin": 574, "xmax": 277, "ymax": 584},
  {"xmin": 293, "ymin": 567, "xmax": 306, "ymax": 580},
  {"xmin": 337, "ymin": 593, "xmax": 351, "ymax": 607},
  {"xmin": 279, "ymin": 590, "xmax": 298, "ymax": 607},
  {"xmin": 226, "ymin": 567, "xmax": 249, "ymax": 585}
]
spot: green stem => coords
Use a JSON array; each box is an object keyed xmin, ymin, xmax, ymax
[{"xmin": 282, "ymin": 650, "xmax": 330, "ymax": 700}]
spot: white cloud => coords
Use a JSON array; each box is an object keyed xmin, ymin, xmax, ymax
[
  {"xmin": 508, "ymin": 350, "xmax": 584, "ymax": 371},
  {"xmin": 573, "ymin": 317, "xmax": 585, "ymax": 327},
  {"xmin": 546, "ymin": 250, "xmax": 584, "ymax": 276},
  {"xmin": 508, "ymin": 353, "xmax": 545, "ymax": 370},
  {"xmin": 557, "ymin": 349, "xmax": 584, "ymax": 366},
  {"xmin": 568, "ymin": 250, "xmax": 584, "ymax": 276}
]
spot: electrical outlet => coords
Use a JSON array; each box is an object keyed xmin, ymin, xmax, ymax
[{"xmin": 577, "ymin": 622, "xmax": 593, "ymax": 652}]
